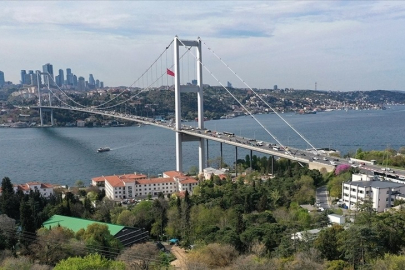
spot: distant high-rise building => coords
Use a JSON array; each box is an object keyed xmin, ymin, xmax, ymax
[
  {"xmin": 42, "ymin": 63, "xmax": 54, "ymax": 85},
  {"xmin": 274, "ymin": 85, "xmax": 278, "ymax": 90},
  {"xmin": 95, "ymin": 79, "xmax": 100, "ymax": 88},
  {"xmin": 227, "ymin": 81, "xmax": 232, "ymax": 88},
  {"xmin": 66, "ymin": 68, "xmax": 73, "ymax": 85},
  {"xmin": 21, "ymin": 70, "xmax": 27, "ymax": 84},
  {"xmin": 58, "ymin": 69, "xmax": 64, "ymax": 87},
  {"xmin": 191, "ymin": 79, "xmax": 197, "ymax": 85},
  {"xmin": 100, "ymin": 82, "xmax": 104, "ymax": 88},
  {"xmin": 0, "ymin": 71, "xmax": 5, "ymax": 87},
  {"xmin": 24, "ymin": 74, "xmax": 32, "ymax": 85},
  {"xmin": 89, "ymin": 74, "xmax": 95, "ymax": 85},
  {"xmin": 73, "ymin": 75, "xmax": 78, "ymax": 86},
  {"xmin": 77, "ymin": 76, "xmax": 86, "ymax": 91}
]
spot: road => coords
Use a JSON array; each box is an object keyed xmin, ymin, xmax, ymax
[{"xmin": 316, "ymin": 186, "xmax": 330, "ymax": 211}]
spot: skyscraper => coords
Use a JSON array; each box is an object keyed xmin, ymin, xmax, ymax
[
  {"xmin": 89, "ymin": 74, "xmax": 95, "ymax": 85},
  {"xmin": 42, "ymin": 63, "xmax": 54, "ymax": 85},
  {"xmin": 58, "ymin": 69, "xmax": 64, "ymax": 87},
  {"xmin": 66, "ymin": 68, "xmax": 73, "ymax": 85},
  {"xmin": 0, "ymin": 71, "xmax": 5, "ymax": 87},
  {"xmin": 21, "ymin": 70, "xmax": 27, "ymax": 84},
  {"xmin": 77, "ymin": 76, "xmax": 86, "ymax": 91},
  {"xmin": 73, "ymin": 75, "xmax": 78, "ymax": 86}
]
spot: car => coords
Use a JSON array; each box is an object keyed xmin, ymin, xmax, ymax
[
  {"xmin": 323, "ymin": 157, "xmax": 328, "ymax": 161},
  {"xmin": 313, "ymin": 157, "xmax": 319, "ymax": 160}
]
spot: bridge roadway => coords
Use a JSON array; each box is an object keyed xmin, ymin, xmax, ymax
[
  {"xmin": 32, "ymin": 105, "xmax": 405, "ymax": 178},
  {"xmin": 32, "ymin": 106, "xmax": 331, "ymax": 164}
]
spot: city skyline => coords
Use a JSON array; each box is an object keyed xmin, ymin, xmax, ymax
[
  {"xmin": 0, "ymin": 1, "xmax": 404, "ymax": 91},
  {"xmin": 15, "ymin": 63, "xmax": 103, "ymax": 89}
]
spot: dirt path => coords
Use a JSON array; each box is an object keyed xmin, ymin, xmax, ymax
[{"xmin": 170, "ymin": 246, "xmax": 188, "ymax": 269}]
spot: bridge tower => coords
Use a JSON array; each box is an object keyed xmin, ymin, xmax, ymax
[{"xmin": 174, "ymin": 37, "xmax": 205, "ymax": 173}]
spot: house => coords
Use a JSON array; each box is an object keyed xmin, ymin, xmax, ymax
[
  {"xmin": 342, "ymin": 174, "xmax": 405, "ymax": 212},
  {"xmin": 42, "ymin": 214, "xmax": 148, "ymax": 247}
]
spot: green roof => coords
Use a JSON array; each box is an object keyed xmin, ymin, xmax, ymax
[{"xmin": 42, "ymin": 215, "xmax": 124, "ymax": 236}]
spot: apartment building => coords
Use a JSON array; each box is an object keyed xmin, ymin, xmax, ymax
[{"xmin": 342, "ymin": 174, "xmax": 405, "ymax": 212}]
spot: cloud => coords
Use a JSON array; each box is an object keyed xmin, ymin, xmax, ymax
[{"xmin": 0, "ymin": 1, "xmax": 404, "ymax": 90}]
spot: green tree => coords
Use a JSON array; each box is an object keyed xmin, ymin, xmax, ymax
[
  {"xmin": 54, "ymin": 253, "xmax": 125, "ymax": 270},
  {"xmin": 76, "ymin": 223, "xmax": 122, "ymax": 258},
  {"xmin": 314, "ymin": 225, "xmax": 344, "ymax": 260},
  {"xmin": 29, "ymin": 227, "xmax": 86, "ymax": 266},
  {"xmin": 0, "ymin": 177, "xmax": 19, "ymax": 219}
]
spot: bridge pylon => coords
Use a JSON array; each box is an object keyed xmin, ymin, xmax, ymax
[{"xmin": 174, "ymin": 37, "xmax": 205, "ymax": 173}]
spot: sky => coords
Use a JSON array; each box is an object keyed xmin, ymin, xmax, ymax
[{"xmin": 1, "ymin": 1, "xmax": 404, "ymax": 91}]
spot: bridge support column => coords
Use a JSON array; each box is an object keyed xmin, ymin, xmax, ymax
[
  {"xmin": 220, "ymin": 142, "xmax": 223, "ymax": 169},
  {"xmin": 175, "ymin": 133, "xmax": 183, "ymax": 172},
  {"xmin": 235, "ymin": 146, "xmax": 238, "ymax": 177},
  {"xmin": 250, "ymin": 150, "xmax": 253, "ymax": 171},
  {"xmin": 271, "ymin": 155, "xmax": 274, "ymax": 175},
  {"xmin": 48, "ymin": 91, "xmax": 54, "ymax": 126},
  {"xmin": 199, "ymin": 138, "xmax": 205, "ymax": 174},
  {"xmin": 206, "ymin": 139, "xmax": 209, "ymax": 166},
  {"xmin": 174, "ymin": 36, "xmax": 204, "ymax": 173},
  {"xmin": 174, "ymin": 37, "xmax": 182, "ymax": 172},
  {"xmin": 37, "ymin": 71, "xmax": 43, "ymax": 127}
]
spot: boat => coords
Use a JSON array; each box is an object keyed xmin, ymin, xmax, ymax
[{"xmin": 97, "ymin": 147, "xmax": 110, "ymax": 153}]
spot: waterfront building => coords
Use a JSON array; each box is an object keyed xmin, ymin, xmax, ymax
[
  {"xmin": 0, "ymin": 181, "xmax": 55, "ymax": 198},
  {"xmin": 91, "ymin": 171, "xmax": 198, "ymax": 200},
  {"xmin": 0, "ymin": 71, "xmax": 4, "ymax": 87}
]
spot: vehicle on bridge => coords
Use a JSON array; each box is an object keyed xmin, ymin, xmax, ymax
[{"xmin": 223, "ymin": 131, "xmax": 235, "ymax": 137}]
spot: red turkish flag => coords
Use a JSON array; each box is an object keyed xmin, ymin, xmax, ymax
[{"xmin": 167, "ymin": 68, "xmax": 175, "ymax": 77}]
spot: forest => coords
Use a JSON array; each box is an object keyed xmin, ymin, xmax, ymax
[{"xmin": 1, "ymin": 156, "xmax": 405, "ymax": 269}]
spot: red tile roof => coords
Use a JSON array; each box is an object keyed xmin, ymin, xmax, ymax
[
  {"xmin": 163, "ymin": 171, "xmax": 185, "ymax": 178},
  {"xmin": 179, "ymin": 177, "xmax": 198, "ymax": 184},
  {"xmin": 136, "ymin": 177, "xmax": 175, "ymax": 185}
]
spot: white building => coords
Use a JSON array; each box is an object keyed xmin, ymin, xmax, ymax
[
  {"xmin": 342, "ymin": 174, "xmax": 405, "ymax": 212},
  {"xmin": 92, "ymin": 171, "xmax": 199, "ymax": 200},
  {"xmin": 203, "ymin": 167, "xmax": 229, "ymax": 180},
  {"xmin": 0, "ymin": 182, "xmax": 55, "ymax": 198},
  {"xmin": 328, "ymin": 214, "xmax": 345, "ymax": 225}
]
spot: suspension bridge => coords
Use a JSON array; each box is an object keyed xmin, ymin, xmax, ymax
[{"xmin": 31, "ymin": 36, "xmax": 339, "ymax": 174}]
